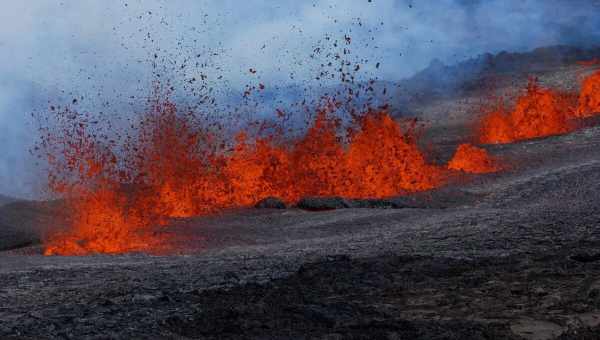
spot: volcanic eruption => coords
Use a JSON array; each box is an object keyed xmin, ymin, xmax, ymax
[
  {"xmin": 477, "ymin": 69, "xmax": 600, "ymax": 144},
  {"xmin": 40, "ymin": 91, "xmax": 455, "ymax": 255},
  {"xmin": 477, "ymin": 78, "xmax": 577, "ymax": 144},
  {"xmin": 39, "ymin": 61, "xmax": 600, "ymax": 256},
  {"xmin": 448, "ymin": 143, "xmax": 501, "ymax": 174},
  {"xmin": 577, "ymin": 70, "xmax": 600, "ymax": 117}
]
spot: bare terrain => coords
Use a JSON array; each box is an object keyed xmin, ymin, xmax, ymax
[{"xmin": 2, "ymin": 60, "xmax": 600, "ymax": 339}]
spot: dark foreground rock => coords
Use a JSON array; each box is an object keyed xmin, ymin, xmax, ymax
[
  {"xmin": 166, "ymin": 253, "xmax": 600, "ymax": 339},
  {"xmin": 2, "ymin": 250, "xmax": 600, "ymax": 339}
]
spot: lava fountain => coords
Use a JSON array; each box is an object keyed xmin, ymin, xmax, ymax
[
  {"xmin": 478, "ymin": 78, "xmax": 577, "ymax": 144},
  {"xmin": 448, "ymin": 144, "xmax": 501, "ymax": 174},
  {"xmin": 40, "ymin": 96, "xmax": 449, "ymax": 255},
  {"xmin": 577, "ymin": 70, "xmax": 600, "ymax": 117}
]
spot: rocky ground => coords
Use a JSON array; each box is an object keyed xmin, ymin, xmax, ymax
[{"xmin": 2, "ymin": 64, "xmax": 600, "ymax": 339}]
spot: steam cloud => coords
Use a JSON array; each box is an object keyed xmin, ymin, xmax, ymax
[{"xmin": 1, "ymin": 0, "xmax": 599, "ymax": 197}]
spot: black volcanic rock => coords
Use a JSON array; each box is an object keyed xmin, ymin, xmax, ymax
[
  {"xmin": 296, "ymin": 197, "xmax": 352, "ymax": 210},
  {"xmin": 349, "ymin": 198, "xmax": 405, "ymax": 209},
  {"xmin": 255, "ymin": 197, "xmax": 286, "ymax": 209},
  {"xmin": 570, "ymin": 252, "xmax": 600, "ymax": 263}
]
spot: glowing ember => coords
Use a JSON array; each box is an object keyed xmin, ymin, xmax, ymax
[
  {"xmin": 448, "ymin": 143, "xmax": 500, "ymax": 174},
  {"xmin": 40, "ymin": 100, "xmax": 447, "ymax": 255},
  {"xmin": 576, "ymin": 70, "xmax": 600, "ymax": 117},
  {"xmin": 478, "ymin": 78, "xmax": 576, "ymax": 144}
]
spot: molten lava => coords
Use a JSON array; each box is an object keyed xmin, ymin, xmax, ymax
[
  {"xmin": 42, "ymin": 67, "xmax": 600, "ymax": 255},
  {"xmin": 478, "ymin": 78, "xmax": 576, "ymax": 144},
  {"xmin": 44, "ymin": 188, "xmax": 171, "ymax": 255},
  {"xmin": 41, "ymin": 100, "xmax": 446, "ymax": 255},
  {"xmin": 448, "ymin": 143, "xmax": 500, "ymax": 174},
  {"xmin": 576, "ymin": 70, "xmax": 600, "ymax": 117}
]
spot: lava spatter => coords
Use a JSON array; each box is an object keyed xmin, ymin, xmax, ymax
[
  {"xmin": 40, "ymin": 96, "xmax": 447, "ymax": 255},
  {"xmin": 448, "ymin": 143, "xmax": 500, "ymax": 174},
  {"xmin": 478, "ymin": 78, "xmax": 577, "ymax": 144},
  {"xmin": 577, "ymin": 70, "xmax": 600, "ymax": 117}
]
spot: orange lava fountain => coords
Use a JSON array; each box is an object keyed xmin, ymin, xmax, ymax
[
  {"xmin": 447, "ymin": 143, "xmax": 500, "ymax": 174},
  {"xmin": 478, "ymin": 78, "xmax": 577, "ymax": 144},
  {"xmin": 41, "ymin": 99, "xmax": 446, "ymax": 255},
  {"xmin": 576, "ymin": 70, "xmax": 600, "ymax": 117}
]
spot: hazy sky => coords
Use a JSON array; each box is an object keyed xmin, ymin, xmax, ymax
[{"xmin": 1, "ymin": 0, "xmax": 600, "ymax": 197}]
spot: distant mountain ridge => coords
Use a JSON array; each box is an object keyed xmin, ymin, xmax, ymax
[
  {"xmin": 249, "ymin": 45, "xmax": 600, "ymax": 119},
  {"xmin": 390, "ymin": 45, "xmax": 600, "ymax": 113},
  {"xmin": 0, "ymin": 194, "xmax": 19, "ymax": 206}
]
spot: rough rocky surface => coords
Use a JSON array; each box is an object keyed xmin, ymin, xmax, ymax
[
  {"xmin": 296, "ymin": 196, "xmax": 353, "ymax": 210},
  {"xmin": 255, "ymin": 197, "xmax": 287, "ymax": 209}
]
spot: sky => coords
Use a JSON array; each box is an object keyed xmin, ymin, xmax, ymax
[{"xmin": 1, "ymin": 0, "xmax": 600, "ymax": 197}]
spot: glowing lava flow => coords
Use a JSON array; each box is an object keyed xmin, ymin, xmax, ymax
[
  {"xmin": 41, "ymin": 101, "xmax": 447, "ymax": 255},
  {"xmin": 448, "ymin": 144, "xmax": 500, "ymax": 174},
  {"xmin": 577, "ymin": 70, "xmax": 600, "ymax": 117},
  {"xmin": 478, "ymin": 78, "xmax": 577, "ymax": 144}
]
